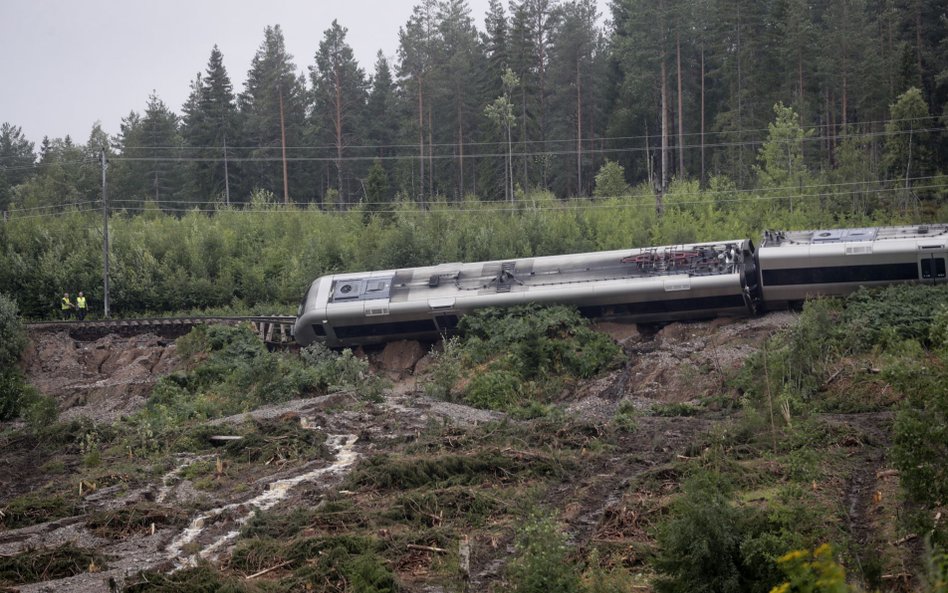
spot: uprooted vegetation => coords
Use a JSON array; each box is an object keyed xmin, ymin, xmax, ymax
[{"xmin": 1, "ymin": 296, "xmax": 947, "ymax": 592}]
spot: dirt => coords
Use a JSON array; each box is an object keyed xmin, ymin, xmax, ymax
[
  {"xmin": 21, "ymin": 330, "xmax": 182, "ymax": 423},
  {"xmin": 0, "ymin": 311, "xmax": 910, "ymax": 592}
]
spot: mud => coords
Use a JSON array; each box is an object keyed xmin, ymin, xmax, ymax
[
  {"xmin": 21, "ymin": 331, "xmax": 181, "ymax": 423},
  {"xmin": 1, "ymin": 312, "xmax": 911, "ymax": 592}
]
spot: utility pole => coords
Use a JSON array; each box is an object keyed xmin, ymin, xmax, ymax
[
  {"xmin": 279, "ymin": 85, "xmax": 289, "ymax": 204},
  {"xmin": 222, "ymin": 129, "xmax": 231, "ymax": 206},
  {"xmin": 100, "ymin": 148, "xmax": 110, "ymax": 318}
]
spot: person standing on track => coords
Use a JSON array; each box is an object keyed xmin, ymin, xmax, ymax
[
  {"xmin": 76, "ymin": 291, "xmax": 87, "ymax": 320},
  {"xmin": 61, "ymin": 292, "xmax": 74, "ymax": 320}
]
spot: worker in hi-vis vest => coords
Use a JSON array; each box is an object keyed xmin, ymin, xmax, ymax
[
  {"xmin": 61, "ymin": 293, "xmax": 74, "ymax": 320},
  {"xmin": 76, "ymin": 291, "xmax": 87, "ymax": 320}
]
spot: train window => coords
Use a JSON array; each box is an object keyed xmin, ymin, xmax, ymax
[
  {"xmin": 920, "ymin": 258, "xmax": 945, "ymax": 279},
  {"xmin": 334, "ymin": 319, "xmax": 437, "ymax": 339},
  {"xmin": 763, "ymin": 263, "xmax": 919, "ymax": 286}
]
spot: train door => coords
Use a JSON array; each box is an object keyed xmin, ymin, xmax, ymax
[{"xmin": 919, "ymin": 251, "xmax": 947, "ymax": 284}]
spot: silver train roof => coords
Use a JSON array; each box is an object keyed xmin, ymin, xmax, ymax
[{"xmin": 762, "ymin": 224, "xmax": 948, "ymax": 246}]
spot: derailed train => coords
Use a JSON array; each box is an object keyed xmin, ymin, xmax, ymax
[{"xmin": 293, "ymin": 224, "xmax": 948, "ymax": 347}]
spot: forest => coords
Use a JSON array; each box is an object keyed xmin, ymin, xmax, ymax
[
  {"xmin": 0, "ymin": 0, "xmax": 947, "ymax": 318},
  {"xmin": 1, "ymin": 0, "xmax": 946, "ymax": 211}
]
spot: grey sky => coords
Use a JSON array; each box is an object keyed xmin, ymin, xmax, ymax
[{"xmin": 1, "ymin": 0, "xmax": 604, "ymax": 149}]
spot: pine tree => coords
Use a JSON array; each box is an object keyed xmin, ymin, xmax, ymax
[
  {"xmin": 239, "ymin": 25, "xmax": 307, "ymax": 203},
  {"xmin": 549, "ymin": 0, "xmax": 601, "ymax": 197},
  {"xmin": 0, "ymin": 123, "xmax": 36, "ymax": 211},
  {"xmin": 398, "ymin": 1, "xmax": 438, "ymax": 202},
  {"xmin": 431, "ymin": 0, "xmax": 484, "ymax": 200},
  {"xmin": 182, "ymin": 46, "xmax": 240, "ymax": 206},
  {"xmin": 310, "ymin": 20, "xmax": 368, "ymax": 207},
  {"xmin": 112, "ymin": 95, "xmax": 184, "ymax": 210}
]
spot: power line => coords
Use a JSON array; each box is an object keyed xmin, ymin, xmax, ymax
[
  {"xmin": 106, "ymin": 124, "xmax": 944, "ymax": 164},
  {"xmin": 100, "ymin": 175, "xmax": 943, "ymax": 208},
  {"xmin": 111, "ymin": 114, "xmax": 943, "ymax": 152},
  {"xmin": 8, "ymin": 181, "xmax": 937, "ymax": 221}
]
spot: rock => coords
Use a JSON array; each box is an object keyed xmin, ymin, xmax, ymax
[{"xmin": 377, "ymin": 340, "xmax": 426, "ymax": 378}]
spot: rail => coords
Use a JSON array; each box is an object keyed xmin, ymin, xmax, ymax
[{"xmin": 26, "ymin": 316, "xmax": 298, "ymax": 345}]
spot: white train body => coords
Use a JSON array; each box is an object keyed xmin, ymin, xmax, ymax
[
  {"xmin": 295, "ymin": 240, "xmax": 759, "ymax": 347},
  {"xmin": 758, "ymin": 224, "xmax": 948, "ymax": 308},
  {"xmin": 294, "ymin": 223, "xmax": 948, "ymax": 348}
]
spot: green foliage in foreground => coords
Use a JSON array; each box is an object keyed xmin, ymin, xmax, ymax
[
  {"xmin": 0, "ymin": 293, "xmax": 25, "ymax": 368},
  {"xmin": 507, "ymin": 514, "xmax": 582, "ymax": 593},
  {"xmin": 733, "ymin": 283, "xmax": 948, "ymax": 555},
  {"xmin": 736, "ymin": 285, "xmax": 948, "ymax": 414},
  {"xmin": 1, "ymin": 183, "xmax": 915, "ymax": 320},
  {"xmin": 654, "ymin": 473, "xmax": 826, "ymax": 593},
  {"xmin": 0, "ymin": 292, "xmax": 57, "ymax": 425},
  {"xmin": 424, "ymin": 305, "xmax": 622, "ymax": 415},
  {"xmin": 129, "ymin": 324, "xmax": 383, "ymax": 450}
]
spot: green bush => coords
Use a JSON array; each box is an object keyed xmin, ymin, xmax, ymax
[
  {"xmin": 0, "ymin": 368, "xmax": 25, "ymax": 421},
  {"xmin": 0, "ymin": 292, "xmax": 26, "ymax": 368},
  {"xmin": 507, "ymin": 513, "xmax": 582, "ymax": 593},
  {"xmin": 422, "ymin": 305, "xmax": 620, "ymax": 412},
  {"xmin": 465, "ymin": 369, "xmax": 522, "ymax": 410},
  {"xmin": 652, "ymin": 472, "xmax": 814, "ymax": 593},
  {"xmin": 890, "ymin": 361, "xmax": 948, "ymax": 514}
]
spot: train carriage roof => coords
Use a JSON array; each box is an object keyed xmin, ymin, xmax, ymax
[{"xmin": 762, "ymin": 224, "xmax": 948, "ymax": 247}]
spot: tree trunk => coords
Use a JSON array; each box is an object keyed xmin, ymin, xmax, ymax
[
  {"xmin": 576, "ymin": 57, "xmax": 583, "ymax": 197},
  {"xmin": 701, "ymin": 45, "xmax": 705, "ymax": 185},
  {"xmin": 418, "ymin": 78, "xmax": 425, "ymax": 204},
  {"xmin": 660, "ymin": 56, "xmax": 669, "ymax": 191},
  {"xmin": 428, "ymin": 106, "xmax": 434, "ymax": 198},
  {"xmin": 676, "ymin": 31, "xmax": 684, "ymax": 178},
  {"xmin": 334, "ymin": 65, "xmax": 344, "ymax": 207},
  {"xmin": 457, "ymin": 85, "xmax": 464, "ymax": 200}
]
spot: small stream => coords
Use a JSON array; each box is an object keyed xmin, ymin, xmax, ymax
[{"xmin": 166, "ymin": 433, "xmax": 359, "ymax": 567}]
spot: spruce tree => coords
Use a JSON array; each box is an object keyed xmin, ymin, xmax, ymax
[
  {"xmin": 182, "ymin": 46, "xmax": 240, "ymax": 206},
  {"xmin": 239, "ymin": 25, "xmax": 307, "ymax": 203},
  {"xmin": 0, "ymin": 123, "xmax": 36, "ymax": 211},
  {"xmin": 309, "ymin": 20, "xmax": 368, "ymax": 208}
]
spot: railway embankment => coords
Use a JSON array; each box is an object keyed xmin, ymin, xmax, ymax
[{"xmin": 0, "ymin": 298, "xmax": 943, "ymax": 592}]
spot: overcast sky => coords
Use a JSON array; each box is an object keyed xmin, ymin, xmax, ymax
[{"xmin": 1, "ymin": 0, "xmax": 605, "ymax": 149}]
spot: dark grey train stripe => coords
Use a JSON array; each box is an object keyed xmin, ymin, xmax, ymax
[
  {"xmin": 333, "ymin": 318, "xmax": 438, "ymax": 339},
  {"xmin": 578, "ymin": 294, "xmax": 748, "ymax": 318},
  {"xmin": 762, "ymin": 263, "xmax": 918, "ymax": 286}
]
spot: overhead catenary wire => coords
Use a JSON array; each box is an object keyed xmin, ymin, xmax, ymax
[
  {"xmin": 107, "ymin": 114, "xmax": 944, "ymax": 152},
  {"xmin": 8, "ymin": 181, "xmax": 938, "ymax": 222},
  {"xmin": 1, "ymin": 114, "xmax": 939, "ymax": 167}
]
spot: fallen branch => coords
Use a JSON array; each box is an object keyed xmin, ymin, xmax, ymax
[
  {"xmin": 245, "ymin": 560, "xmax": 292, "ymax": 580},
  {"xmin": 407, "ymin": 544, "xmax": 448, "ymax": 554},
  {"xmin": 891, "ymin": 534, "xmax": 917, "ymax": 546},
  {"xmin": 875, "ymin": 469, "xmax": 900, "ymax": 479},
  {"xmin": 823, "ymin": 366, "xmax": 846, "ymax": 387}
]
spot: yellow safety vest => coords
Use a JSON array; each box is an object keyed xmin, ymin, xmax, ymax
[
  {"xmin": 61, "ymin": 297, "xmax": 72, "ymax": 310},
  {"xmin": 76, "ymin": 296, "xmax": 87, "ymax": 309}
]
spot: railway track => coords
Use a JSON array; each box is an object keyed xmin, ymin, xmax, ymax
[{"xmin": 27, "ymin": 315, "xmax": 298, "ymax": 345}]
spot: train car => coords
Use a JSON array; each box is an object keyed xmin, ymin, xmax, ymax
[
  {"xmin": 757, "ymin": 224, "xmax": 948, "ymax": 310},
  {"xmin": 294, "ymin": 239, "xmax": 761, "ymax": 347}
]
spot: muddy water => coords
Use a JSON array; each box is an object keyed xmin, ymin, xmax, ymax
[{"xmin": 167, "ymin": 433, "xmax": 359, "ymax": 567}]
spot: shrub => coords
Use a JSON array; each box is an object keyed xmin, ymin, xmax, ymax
[
  {"xmin": 423, "ymin": 338, "xmax": 462, "ymax": 400},
  {"xmin": 654, "ymin": 474, "xmax": 755, "ymax": 593},
  {"xmin": 0, "ymin": 292, "xmax": 26, "ymax": 368},
  {"xmin": 507, "ymin": 513, "xmax": 582, "ymax": 593},
  {"xmin": 465, "ymin": 369, "xmax": 522, "ymax": 411},
  {"xmin": 890, "ymin": 362, "xmax": 948, "ymax": 511},
  {"xmin": 768, "ymin": 544, "xmax": 851, "ymax": 593},
  {"xmin": 0, "ymin": 368, "xmax": 25, "ymax": 421}
]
